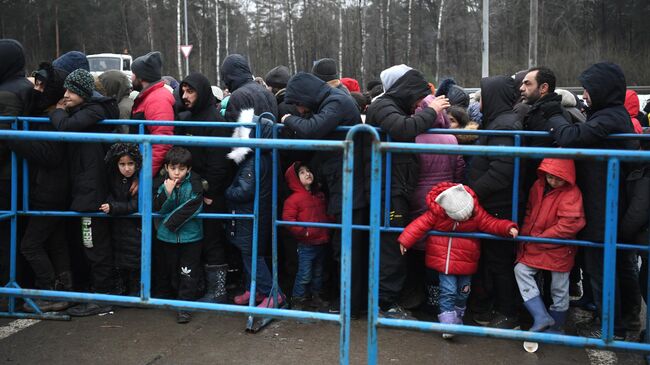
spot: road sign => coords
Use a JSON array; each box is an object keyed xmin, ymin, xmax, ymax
[{"xmin": 180, "ymin": 45, "xmax": 193, "ymax": 58}]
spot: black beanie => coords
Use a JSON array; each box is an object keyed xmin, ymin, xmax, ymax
[
  {"xmin": 265, "ymin": 65, "xmax": 291, "ymax": 89},
  {"xmin": 132, "ymin": 51, "xmax": 163, "ymax": 82},
  {"xmin": 311, "ymin": 58, "xmax": 338, "ymax": 82}
]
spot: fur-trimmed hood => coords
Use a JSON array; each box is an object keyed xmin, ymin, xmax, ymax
[{"xmin": 227, "ymin": 108, "xmax": 273, "ymax": 164}]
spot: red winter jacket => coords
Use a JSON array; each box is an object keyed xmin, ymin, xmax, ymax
[
  {"xmin": 516, "ymin": 158, "xmax": 586, "ymax": 272},
  {"xmin": 282, "ymin": 162, "xmax": 332, "ymax": 245},
  {"xmin": 624, "ymin": 90, "xmax": 643, "ymax": 134},
  {"xmin": 131, "ymin": 81, "xmax": 175, "ymax": 176},
  {"xmin": 398, "ymin": 182, "xmax": 517, "ymax": 275}
]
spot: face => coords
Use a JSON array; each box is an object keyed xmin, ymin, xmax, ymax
[
  {"xmin": 165, "ymin": 163, "xmax": 190, "ymax": 184},
  {"xmin": 117, "ymin": 155, "xmax": 136, "ymax": 178},
  {"xmin": 296, "ymin": 105, "xmax": 311, "ymax": 116},
  {"xmin": 33, "ymin": 78, "xmax": 45, "ymax": 92},
  {"xmin": 181, "ymin": 84, "xmax": 198, "ymax": 109},
  {"xmin": 131, "ymin": 74, "xmax": 143, "ymax": 92},
  {"xmin": 297, "ymin": 166, "xmax": 313, "ymax": 189},
  {"xmin": 63, "ymin": 89, "xmax": 84, "ymax": 109},
  {"xmin": 449, "ymin": 115, "xmax": 459, "ymax": 129},
  {"xmin": 582, "ymin": 89, "xmax": 591, "ymax": 107},
  {"xmin": 520, "ymin": 71, "xmax": 544, "ymax": 104},
  {"xmin": 545, "ymin": 173, "xmax": 567, "ymax": 189}
]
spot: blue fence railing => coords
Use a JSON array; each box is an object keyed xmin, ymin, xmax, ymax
[{"xmin": 1, "ymin": 116, "xmax": 650, "ymax": 364}]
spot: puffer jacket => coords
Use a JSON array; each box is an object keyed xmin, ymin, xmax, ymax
[
  {"xmin": 50, "ymin": 96, "xmax": 119, "ymax": 212},
  {"xmin": 131, "ymin": 81, "xmax": 175, "ymax": 176},
  {"xmin": 153, "ymin": 171, "xmax": 204, "ymax": 244},
  {"xmin": 398, "ymin": 182, "xmax": 517, "ymax": 275},
  {"xmin": 225, "ymin": 110, "xmax": 273, "ymax": 256},
  {"xmin": 221, "ymin": 54, "xmax": 278, "ymax": 122},
  {"xmin": 516, "ymin": 158, "xmax": 586, "ymax": 272},
  {"xmin": 466, "ymin": 76, "xmax": 521, "ymax": 215},
  {"xmin": 618, "ymin": 164, "xmax": 650, "ymax": 245},
  {"xmin": 283, "ymin": 72, "xmax": 364, "ymax": 215},
  {"xmin": 624, "ymin": 90, "xmax": 643, "ymax": 134},
  {"xmin": 282, "ymin": 162, "xmax": 332, "ymax": 245},
  {"xmin": 546, "ymin": 62, "xmax": 639, "ymax": 242}
]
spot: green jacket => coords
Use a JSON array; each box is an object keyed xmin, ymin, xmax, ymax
[{"xmin": 153, "ymin": 171, "xmax": 203, "ymax": 243}]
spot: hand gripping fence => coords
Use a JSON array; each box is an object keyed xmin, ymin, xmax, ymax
[{"xmin": 1, "ymin": 116, "xmax": 650, "ymax": 364}]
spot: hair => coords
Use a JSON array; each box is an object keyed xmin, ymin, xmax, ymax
[
  {"xmin": 350, "ymin": 92, "xmax": 371, "ymax": 113},
  {"xmin": 447, "ymin": 106, "xmax": 470, "ymax": 128},
  {"xmin": 164, "ymin": 146, "xmax": 192, "ymax": 167},
  {"xmin": 528, "ymin": 66, "xmax": 556, "ymax": 93}
]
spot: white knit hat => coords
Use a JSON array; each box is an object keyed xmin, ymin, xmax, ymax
[{"xmin": 435, "ymin": 184, "xmax": 474, "ymax": 221}]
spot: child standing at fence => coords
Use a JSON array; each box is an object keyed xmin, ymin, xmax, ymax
[
  {"xmin": 153, "ymin": 147, "xmax": 204, "ymax": 324},
  {"xmin": 282, "ymin": 162, "xmax": 332, "ymax": 310},
  {"xmin": 514, "ymin": 158, "xmax": 585, "ymax": 333},
  {"xmin": 398, "ymin": 182, "xmax": 518, "ymax": 339},
  {"xmin": 100, "ymin": 143, "xmax": 142, "ymax": 297}
]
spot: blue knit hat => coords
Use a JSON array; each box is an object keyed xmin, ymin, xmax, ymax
[
  {"xmin": 53, "ymin": 51, "xmax": 89, "ymax": 74},
  {"xmin": 64, "ymin": 69, "xmax": 94, "ymax": 100}
]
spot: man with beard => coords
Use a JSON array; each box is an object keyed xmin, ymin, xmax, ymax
[
  {"xmin": 130, "ymin": 51, "xmax": 175, "ymax": 176},
  {"xmin": 173, "ymin": 72, "xmax": 233, "ymax": 303}
]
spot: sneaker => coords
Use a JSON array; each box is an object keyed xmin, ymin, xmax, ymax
[
  {"xmin": 291, "ymin": 297, "xmax": 308, "ymax": 311},
  {"xmin": 257, "ymin": 294, "xmax": 286, "ymax": 308},
  {"xmin": 486, "ymin": 312, "xmax": 520, "ymax": 330},
  {"xmin": 473, "ymin": 310, "xmax": 496, "ymax": 326},
  {"xmin": 177, "ymin": 311, "xmax": 192, "ymax": 324},
  {"xmin": 328, "ymin": 301, "xmax": 340, "ymax": 314},
  {"xmin": 67, "ymin": 302, "xmax": 113, "ymax": 317},
  {"xmin": 379, "ymin": 304, "xmax": 416, "ymax": 320},
  {"xmin": 233, "ymin": 291, "xmax": 263, "ymax": 305}
]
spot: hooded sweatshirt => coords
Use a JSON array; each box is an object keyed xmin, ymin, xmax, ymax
[
  {"xmin": 516, "ymin": 158, "xmax": 586, "ymax": 272},
  {"xmin": 398, "ymin": 181, "xmax": 517, "ymax": 275},
  {"xmin": 99, "ymin": 70, "xmax": 133, "ymax": 120},
  {"xmin": 282, "ymin": 162, "xmax": 331, "ymax": 245}
]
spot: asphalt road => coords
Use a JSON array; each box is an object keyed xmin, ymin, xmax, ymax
[{"xmin": 0, "ymin": 307, "xmax": 646, "ymax": 365}]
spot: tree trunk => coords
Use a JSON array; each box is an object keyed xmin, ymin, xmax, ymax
[
  {"xmin": 177, "ymin": 0, "xmax": 182, "ymax": 80},
  {"xmin": 144, "ymin": 0, "xmax": 154, "ymax": 50},
  {"xmin": 407, "ymin": 0, "xmax": 413, "ymax": 64},
  {"xmin": 121, "ymin": 0, "xmax": 132, "ymax": 53},
  {"xmin": 338, "ymin": 0, "xmax": 343, "ymax": 76},
  {"xmin": 225, "ymin": 0, "xmax": 229, "ymax": 55},
  {"xmin": 54, "ymin": 1, "xmax": 60, "ymax": 58},
  {"xmin": 434, "ymin": 0, "xmax": 445, "ymax": 83},
  {"xmin": 359, "ymin": 0, "xmax": 366, "ymax": 87},
  {"xmin": 215, "ymin": 0, "xmax": 221, "ymax": 85}
]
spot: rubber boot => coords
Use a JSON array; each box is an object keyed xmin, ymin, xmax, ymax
[
  {"xmin": 454, "ymin": 306, "xmax": 466, "ymax": 324},
  {"xmin": 198, "ymin": 264, "xmax": 228, "ymax": 303},
  {"xmin": 438, "ymin": 311, "xmax": 458, "ymax": 339},
  {"xmin": 545, "ymin": 310, "xmax": 567, "ymax": 334},
  {"xmin": 523, "ymin": 296, "xmax": 555, "ymax": 332}
]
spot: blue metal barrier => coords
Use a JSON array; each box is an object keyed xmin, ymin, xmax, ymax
[{"xmin": 2, "ymin": 116, "xmax": 650, "ymax": 363}]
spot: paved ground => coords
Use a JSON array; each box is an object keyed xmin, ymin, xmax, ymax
[{"xmin": 0, "ymin": 306, "xmax": 647, "ymax": 365}]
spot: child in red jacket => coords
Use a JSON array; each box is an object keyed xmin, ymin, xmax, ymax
[
  {"xmin": 398, "ymin": 182, "xmax": 518, "ymax": 338},
  {"xmin": 515, "ymin": 158, "xmax": 585, "ymax": 333},
  {"xmin": 283, "ymin": 162, "xmax": 332, "ymax": 310}
]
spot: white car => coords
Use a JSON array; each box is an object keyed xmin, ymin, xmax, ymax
[{"xmin": 87, "ymin": 53, "xmax": 133, "ymax": 79}]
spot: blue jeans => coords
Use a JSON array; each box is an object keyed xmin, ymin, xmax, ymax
[
  {"xmin": 438, "ymin": 273, "xmax": 471, "ymax": 313},
  {"xmin": 292, "ymin": 244, "xmax": 326, "ymax": 298},
  {"xmin": 242, "ymin": 254, "xmax": 274, "ymax": 296}
]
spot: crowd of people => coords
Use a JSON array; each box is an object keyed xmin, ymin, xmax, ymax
[{"xmin": 1, "ymin": 38, "xmax": 649, "ymax": 341}]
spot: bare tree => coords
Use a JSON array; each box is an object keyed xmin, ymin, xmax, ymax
[
  {"xmin": 434, "ymin": 0, "xmax": 445, "ymax": 82},
  {"xmin": 215, "ymin": 0, "xmax": 221, "ymax": 84},
  {"xmin": 144, "ymin": 0, "xmax": 154, "ymax": 50},
  {"xmin": 177, "ymin": 0, "xmax": 182, "ymax": 79}
]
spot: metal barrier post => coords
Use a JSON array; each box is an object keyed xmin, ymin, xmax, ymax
[
  {"xmin": 339, "ymin": 139, "xmax": 354, "ymax": 365},
  {"xmin": 7, "ymin": 120, "xmax": 18, "ymax": 313},
  {"xmin": 511, "ymin": 135, "xmax": 521, "ymax": 223},
  {"xmin": 246, "ymin": 118, "xmax": 263, "ymax": 329},
  {"xmin": 140, "ymin": 142, "xmax": 153, "ymax": 300},
  {"xmin": 601, "ymin": 158, "xmax": 620, "ymax": 342},
  {"xmin": 21, "ymin": 120, "xmax": 29, "ymax": 210}
]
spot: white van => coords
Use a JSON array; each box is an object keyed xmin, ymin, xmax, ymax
[{"xmin": 87, "ymin": 53, "xmax": 133, "ymax": 79}]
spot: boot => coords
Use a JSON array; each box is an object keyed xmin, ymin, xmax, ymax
[
  {"xmin": 22, "ymin": 284, "xmax": 67, "ymax": 313},
  {"xmin": 198, "ymin": 264, "xmax": 228, "ymax": 303},
  {"xmin": 257, "ymin": 293, "xmax": 286, "ymax": 308},
  {"xmin": 438, "ymin": 311, "xmax": 458, "ymax": 339},
  {"xmin": 234, "ymin": 290, "xmax": 263, "ymax": 305},
  {"xmin": 454, "ymin": 306, "xmax": 466, "ymax": 324},
  {"xmin": 177, "ymin": 310, "xmax": 192, "ymax": 324},
  {"xmin": 545, "ymin": 310, "xmax": 567, "ymax": 334},
  {"xmin": 523, "ymin": 296, "xmax": 555, "ymax": 332}
]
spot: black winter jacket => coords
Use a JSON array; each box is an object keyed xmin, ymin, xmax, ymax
[
  {"xmin": 283, "ymin": 72, "xmax": 365, "ymax": 215},
  {"xmin": 366, "ymin": 69, "xmax": 436, "ymax": 201},
  {"xmin": 107, "ymin": 173, "xmax": 140, "ymax": 268},
  {"xmin": 50, "ymin": 96, "xmax": 119, "ymax": 212},
  {"xmin": 175, "ymin": 72, "xmax": 234, "ymax": 203},
  {"xmin": 546, "ymin": 62, "xmax": 639, "ymax": 242},
  {"xmin": 619, "ymin": 164, "xmax": 650, "ymax": 245},
  {"xmin": 466, "ymin": 76, "xmax": 521, "ymax": 215},
  {"xmin": 221, "ymin": 54, "xmax": 278, "ymax": 122}
]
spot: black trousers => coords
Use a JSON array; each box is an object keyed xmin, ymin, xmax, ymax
[
  {"xmin": 79, "ymin": 216, "xmax": 115, "ymax": 293},
  {"xmin": 154, "ymin": 240, "xmax": 202, "ymax": 301},
  {"xmin": 20, "ymin": 216, "xmax": 70, "ymax": 288},
  {"xmin": 331, "ymin": 208, "xmax": 366, "ymax": 315},
  {"xmin": 378, "ymin": 195, "xmax": 410, "ymax": 307},
  {"xmin": 481, "ymin": 238, "xmax": 518, "ymax": 316},
  {"xmin": 0, "ymin": 178, "xmax": 10, "ymax": 286},
  {"xmin": 201, "ymin": 201, "xmax": 227, "ymax": 265}
]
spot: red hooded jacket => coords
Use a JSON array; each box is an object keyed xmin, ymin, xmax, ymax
[
  {"xmin": 398, "ymin": 182, "xmax": 517, "ymax": 275},
  {"xmin": 131, "ymin": 81, "xmax": 175, "ymax": 176},
  {"xmin": 624, "ymin": 89, "xmax": 643, "ymax": 134},
  {"xmin": 282, "ymin": 162, "xmax": 332, "ymax": 245},
  {"xmin": 516, "ymin": 158, "xmax": 586, "ymax": 272}
]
